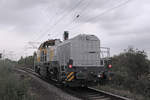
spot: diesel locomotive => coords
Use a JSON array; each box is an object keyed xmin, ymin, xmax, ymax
[{"xmin": 34, "ymin": 31, "xmax": 111, "ymax": 87}]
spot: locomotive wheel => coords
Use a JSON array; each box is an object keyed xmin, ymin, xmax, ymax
[
  {"xmin": 35, "ymin": 66, "xmax": 38, "ymax": 73},
  {"xmin": 37, "ymin": 68, "xmax": 41, "ymax": 75}
]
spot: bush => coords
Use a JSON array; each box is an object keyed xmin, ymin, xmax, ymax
[
  {"xmin": 0, "ymin": 60, "xmax": 34, "ymax": 100},
  {"xmin": 123, "ymin": 77, "xmax": 138, "ymax": 92},
  {"xmin": 110, "ymin": 48, "xmax": 150, "ymax": 99},
  {"xmin": 112, "ymin": 73, "xmax": 125, "ymax": 86},
  {"xmin": 134, "ymin": 79, "xmax": 150, "ymax": 97}
]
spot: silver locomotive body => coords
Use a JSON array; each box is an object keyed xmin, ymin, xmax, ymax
[{"xmin": 35, "ymin": 34, "xmax": 110, "ymax": 87}]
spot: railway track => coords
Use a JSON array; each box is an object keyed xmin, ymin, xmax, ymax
[
  {"xmin": 88, "ymin": 87, "xmax": 130, "ymax": 100},
  {"xmin": 62, "ymin": 87, "xmax": 130, "ymax": 100},
  {"xmin": 16, "ymin": 67, "xmax": 131, "ymax": 100}
]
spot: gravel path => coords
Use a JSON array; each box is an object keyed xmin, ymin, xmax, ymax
[{"xmin": 15, "ymin": 69, "xmax": 81, "ymax": 100}]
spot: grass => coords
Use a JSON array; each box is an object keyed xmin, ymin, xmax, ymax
[
  {"xmin": 0, "ymin": 60, "xmax": 35, "ymax": 100},
  {"xmin": 95, "ymin": 83, "xmax": 150, "ymax": 100}
]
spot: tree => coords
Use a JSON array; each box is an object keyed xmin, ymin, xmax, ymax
[
  {"xmin": 112, "ymin": 48, "xmax": 149, "ymax": 80},
  {"xmin": 18, "ymin": 55, "xmax": 34, "ymax": 69},
  {"xmin": 111, "ymin": 48, "xmax": 150, "ymax": 96}
]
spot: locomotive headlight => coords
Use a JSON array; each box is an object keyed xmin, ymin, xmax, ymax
[
  {"xmin": 98, "ymin": 75, "xmax": 101, "ymax": 78},
  {"xmin": 97, "ymin": 74, "xmax": 103, "ymax": 78}
]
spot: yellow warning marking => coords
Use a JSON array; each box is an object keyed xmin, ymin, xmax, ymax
[
  {"xmin": 65, "ymin": 72, "xmax": 69, "ymax": 77},
  {"xmin": 40, "ymin": 48, "xmax": 42, "ymax": 51},
  {"xmin": 37, "ymin": 50, "xmax": 41, "ymax": 62},
  {"xmin": 65, "ymin": 72, "xmax": 69, "ymax": 81},
  {"xmin": 37, "ymin": 57, "xmax": 40, "ymax": 62},
  {"xmin": 50, "ymin": 48, "xmax": 54, "ymax": 61},
  {"xmin": 67, "ymin": 72, "xmax": 74, "ymax": 79},
  {"xmin": 68, "ymin": 76, "xmax": 75, "ymax": 81},
  {"xmin": 44, "ymin": 49, "xmax": 47, "ymax": 54}
]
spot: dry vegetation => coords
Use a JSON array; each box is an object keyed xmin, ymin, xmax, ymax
[{"xmin": 0, "ymin": 59, "xmax": 35, "ymax": 100}]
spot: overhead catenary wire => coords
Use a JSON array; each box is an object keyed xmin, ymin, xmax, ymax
[
  {"xmin": 86, "ymin": 0, "xmax": 131, "ymax": 22},
  {"xmin": 36, "ymin": 0, "xmax": 86, "ymax": 41},
  {"xmin": 62, "ymin": 0, "xmax": 92, "ymax": 30},
  {"xmin": 26, "ymin": 5, "xmax": 60, "ymax": 53},
  {"xmin": 23, "ymin": 0, "xmax": 133, "ymax": 58},
  {"xmin": 56, "ymin": 0, "xmax": 131, "ymax": 33},
  {"xmin": 55, "ymin": 0, "xmax": 119, "ymax": 34},
  {"xmin": 48, "ymin": 0, "xmax": 85, "ymax": 32},
  {"xmin": 33, "ymin": 4, "xmax": 63, "ymax": 41},
  {"xmin": 51, "ymin": 0, "xmax": 92, "ymax": 37},
  {"xmin": 35, "ymin": 0, "xmax": 132, "ymax": 42},
  {"xmin": 68, "ymin": 0, "xmax": 132, "ymax": 31},
  {"xmin": 28, "ymin": 1, "xmax": 60, "ymax": 43},
  {"xmin": 26, "ymin": 1, "xmax": 71, "ymax": 53}
]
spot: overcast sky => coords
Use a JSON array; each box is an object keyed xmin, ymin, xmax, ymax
[{"xmin": 0, "ymin": 0, "xmax": 150, "ymax": 60}]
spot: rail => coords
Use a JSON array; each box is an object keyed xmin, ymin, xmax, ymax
[{"xmin": 16, "ymin": 67, "xmax": 131, "ymax": 100}]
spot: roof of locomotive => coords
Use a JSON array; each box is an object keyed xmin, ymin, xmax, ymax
[
  {"xmin": 38, "ymin": 39, "xmax": 61, "ymax": 49},
  {"xmin": 57, "ymin": 34, "xmax": 100, "ymax": 46},
  {"xmin": 38, "ymin": 34, "xmax": 100, "ymax": 49}
]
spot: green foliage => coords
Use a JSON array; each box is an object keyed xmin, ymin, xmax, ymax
[
  {"xmin": 112, "ymin": 48, "xmax": 149, "ymax": 78},
  {"xmin": 18, "ymin": 56, "xmax": 34, "ymax": 68},
  {"xmin": 110, "ymin": 48, "xmax": 150, "ymax": 98},
  {"xmin": 112, "ymin": 73, "xmax": 125, "ymax": 86},
  {"xmin": 0, "ymin": 60, "xmax": 34, "ymax": 100}
]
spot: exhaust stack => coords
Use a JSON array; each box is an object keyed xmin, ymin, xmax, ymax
[{"xmin": 63, "ymin": 31, "xmax": 69, "ymax": 40}]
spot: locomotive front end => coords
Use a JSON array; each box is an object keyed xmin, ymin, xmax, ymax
[
  {"xmin": 65, "ymin": 65, "xmax": 107, "ymax": 87},
  {"xmin": 58, "ymin": 34, "xmax": 110, "ymax": 87}
]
